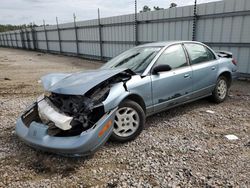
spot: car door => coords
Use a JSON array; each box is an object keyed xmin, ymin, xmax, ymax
[
  {"xmin": 150, "ymin": 44, "xmax": 193, "ymax": 113},
  {"xmin": 183, "ymin": 43, "xmax": 218, "ymax": 98}
]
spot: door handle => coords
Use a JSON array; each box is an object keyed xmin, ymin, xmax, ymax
[
  {"xmin": 211, "ymin": 66, "xmax": 216, "ymax": 70},
  {"xmin": 184, "ymin": 74, "xmax": 190, "ymax": 78}
]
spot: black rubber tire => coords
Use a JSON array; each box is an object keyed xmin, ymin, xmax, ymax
[
  {"xmin": 110, "ymin": 100, "xmax": 145, "ymax": 143},
  {"xmin": 211, "ymin": 76, "xmax": 229, "ymax": 103}
]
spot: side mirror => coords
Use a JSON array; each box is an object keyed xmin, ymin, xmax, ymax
[{"xmin": 152, "ymin": 64, "xmax": 172, "ymax": 74}]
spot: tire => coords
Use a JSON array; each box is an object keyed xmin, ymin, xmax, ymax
[
  {"xmin": 110, "ymin": 100, "xmax": 145, "ymax": 143},
  {"xmin": 211, "ymin": 76, "xmax": 229, "ymax": 103}
]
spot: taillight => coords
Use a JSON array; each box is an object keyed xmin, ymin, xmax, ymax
[{"xmin": 232, "ymin": 58, "xmax": 237, "ymax": 66}]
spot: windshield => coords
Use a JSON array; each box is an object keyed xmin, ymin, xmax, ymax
[{"xmin": 101, "ymin": 47, "xmax": 162, "ymax": 74}]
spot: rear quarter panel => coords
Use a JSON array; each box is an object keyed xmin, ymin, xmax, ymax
[{"xmin": 217, "ymin": 58, "xmax": 237, "ymax": 78}]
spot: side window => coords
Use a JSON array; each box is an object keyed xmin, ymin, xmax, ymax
[
  {"xmin": 206, "ymin": 47, "xmax": 216, "ymax": 60},
  {"xmin": 184, "ymin": 43, "xmax": 216, "ymax": 65},
  {"xmin": 155, "ymin": 44, "xmax": 187, "ymax": 69}
]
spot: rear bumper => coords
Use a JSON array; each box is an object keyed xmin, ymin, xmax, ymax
[{"xmin": 16, "ymin": 103, "xmax": 116, "ymax": 156}]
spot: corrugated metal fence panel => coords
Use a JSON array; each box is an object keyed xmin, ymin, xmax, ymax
[
  {"xmin": 48, "ymin": 41, "xmax": 59, "ymax": 52},
  {"xmin": 76, "ymin": 19, "xmax": 100, "ymax": 56},
  {"xmin": 79, "ymin": 42, "xmax": 100, "ymax": 56},
  {"xmin": 102, "ymin": 14, "xmax": 135, "ymax": 57},
  {"xmin": 196, "ymin": 0, "xmax": 250, "ymax": 74},
  {"xmin": 0, "ymin": 0, "xmax": 250, "ymax": 74},
  {"xmin": 47, "ymin": 30, "xmax": 60, "ymax": 51},
  {"xmin": 60, "ymin": 29, "xmax": 75, "ymax": 40},
  {"xmin": 16, "ymin": 31, "xmax": 22, "ymax": 47},
  {"xmin": 28, "ymin": 30, "xmax": 34, "ymax": 49},
  {"xmin": 10, "ymin": 32, "xmax": 17, "ymax": 48},
  {"xmin": 137, "ymin": 6, "xmax": 194, "ymax": 42}
]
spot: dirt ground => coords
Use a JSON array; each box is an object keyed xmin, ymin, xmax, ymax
[{"xmin": 0, "ymin": 48, "xmax": 249, "ymax": 187}]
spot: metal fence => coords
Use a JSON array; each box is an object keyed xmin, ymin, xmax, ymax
[{"xmin": 0, "ymin": 0, "xmax": 250, "ymax": 75}]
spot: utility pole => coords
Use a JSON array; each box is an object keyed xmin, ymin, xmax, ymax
[
  {"xmin": 56, "ymin": 17, "xmax": 62, "ymax": 53},
  {"xmin": 192, "ymin": 0, "xmax": 197, "ymax": 41},
  {"xmin": 98, "ymin": 8, "xmax": 103, "ymax": 60},
  {"xmin": 134, "ymin": 0, "xmax": 138, "ymax": 46},
  {"xmin": 31, "ymin": 22, "xmax": 37, "ymax": 50},
  {"xmin": 73, "ymin": 13, "xmax": 79, "ymax": 56},
  {"xmin": 43, "ymin": 20, "xmax": 49, "ymax": 52}
]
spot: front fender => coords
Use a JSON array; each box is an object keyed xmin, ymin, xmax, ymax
[{"xmin": 102, "ymin": 82, "xmax": 130, "ymax": 112}]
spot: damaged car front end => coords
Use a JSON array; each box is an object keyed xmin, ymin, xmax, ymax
[{"xmin": 16, "ymin": 68, "xmax": 134, "ymax": 156}]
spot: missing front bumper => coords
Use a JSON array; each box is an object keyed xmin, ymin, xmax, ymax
[
  {"xmin": 16, "ymin": 104, "xmax": 117, "ymax": 156},
  {"xmin": 37, "ymin": 97, "xmax": 73, "ymax": 131}
]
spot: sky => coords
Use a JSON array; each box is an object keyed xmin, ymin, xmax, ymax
[{"xmin": 0, "ymin": 0, "xmax": 220, "ymax": 25}]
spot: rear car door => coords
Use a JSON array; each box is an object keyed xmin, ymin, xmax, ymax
[
  {"xmin": 183, "ymin": 43, "xmax": 218, "ymax": 98},
  {"xmin": 150, "ymin": 44, "xmax": 193, "ymax": 112}
]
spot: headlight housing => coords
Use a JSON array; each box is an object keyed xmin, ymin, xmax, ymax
[{"xmin": 37, "ymin": 91, "xmax": 51, "ymax": 103}]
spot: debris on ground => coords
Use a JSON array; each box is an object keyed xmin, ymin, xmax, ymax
[
  {"xmin": 3, "ymin": 77, "xmax": 11, "ymax": 81},
  {"xmin": 225, "ymin": 134, "xmax": 239, "ymax": 140},
  {"xmin": 244, "ymin": 142, "xmax": 250, "ymax": 147},
  {"xmin": 205, "ymin": 110, "xmax": 215, "ymax": 114}
]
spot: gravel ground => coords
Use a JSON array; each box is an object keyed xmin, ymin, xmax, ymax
[{"xmin": 0, "ymin": 48, "xmax": 250, "ymax": 187}]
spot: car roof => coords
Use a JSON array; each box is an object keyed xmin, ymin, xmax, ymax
[{"xmin": 138, "ymin": 40, "xmax": 203, "ymax": 48}]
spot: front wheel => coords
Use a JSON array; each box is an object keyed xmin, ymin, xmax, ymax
[
  {"xmin": 211, "ymin": 76, "xmax": 229, "ymax": 103},
  {"xmin": 110, "ymin": 100, "xmax": 145, "ymax": 143}
]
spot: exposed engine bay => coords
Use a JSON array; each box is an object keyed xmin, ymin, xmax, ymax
[{"xmin": 39, "ymin": 70, "xmax": 133, "ymax": 137}]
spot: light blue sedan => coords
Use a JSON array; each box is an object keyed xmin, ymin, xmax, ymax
[{"xmin": 16, "ymin": 41, "xmax": 237, "ymax": 156}]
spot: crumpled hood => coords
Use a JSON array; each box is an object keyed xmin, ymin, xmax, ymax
[{"xmin": 41, "ymin": 68, "xmax": 128, "ymax": 95}]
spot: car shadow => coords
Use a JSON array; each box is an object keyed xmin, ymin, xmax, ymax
[
  {"xmin": 23, "ymin": 149, "xmax": 93, "ymax": 177},
  {"xmin": 10, "ymin": 135, "xmax": 92, "ymax": 176}
]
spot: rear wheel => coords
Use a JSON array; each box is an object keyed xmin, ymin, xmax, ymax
[
  {"xmin": 211, "ymin": 76, "xmax": 229, "ymax": 103},
  {"xmin": 110, "ymin": 100, "xmax": 145, "ymax": 143}
]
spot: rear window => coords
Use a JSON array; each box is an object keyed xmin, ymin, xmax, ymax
[{"xmin": 184, "ymin": 43, "xmax": 216, "ymax": 65}]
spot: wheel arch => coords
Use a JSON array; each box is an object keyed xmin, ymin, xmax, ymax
[
  {"xmin": 122, "ymin": 94, "xmax": 146, "ymax": 114},
  {"xmin": 218, "ymin": 71, "xmax": 232, "ymax": 87}
]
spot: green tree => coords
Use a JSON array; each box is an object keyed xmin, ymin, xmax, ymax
[
  {"xmin": 140, "ymin": 5, "xmax": 151, "ymax": 12},
  {"xmin": 153, "ymin": 6, "xmax": 164, "ymax": 10},
  {"xmin": 170, "ymin": 3, "xmax": 177, "ymax": 8}
]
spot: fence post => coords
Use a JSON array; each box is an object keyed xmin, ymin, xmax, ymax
[
  {"xmin": 192, "ymin": 0, "xmax": 197, "ymax": 41},
  {"xmin": 4, "ymin": 34, "xmax": 6, "ymax": 46},
  {"xmin": 43, "ymin": 20, "xmax": 49, "ymax": 52},
  {"xmin": 23, "ymin": 27, "xmax": 27, "ymax": 49},
  {"xmin": 25, "ymin": 26, "xmax": 31, "ymax": 50},
  {"xmin": 34, "ymin": 24, "xmax": 39, "ymax": 50},
  {"xmin": 56, "ymin": 17, "xmax": 62, "ymax": 53},
  {"xmin": 0, "ymin": 35, "xmax": 2, "ymax": 46},
  {"xmin": 6, "ymin": 34, "xmax": 8, "ymax": 46},
  {"xmin": 98, "ymin": 9, "xmax": 103, "ymax": 61},
  {"xmin": 73, "ymin": 14, "xmax": 79, "ymax": 56},
  {"xmin": 2, "ymin": 34, "xmax": 5, "ymax": 46},
  {"xmin": 31, "ymin": 25, "xmax": 35, "ymax": 50},
  {"xmin": 5, "ymin": 33, "xmax": 9, "ymax": 47},
  {"xmin": 1, "ymin": 35, "xmax": 3, "ymax": 46},
  {"xmin": 134, "ymin": 0, "xmax": 139, "ymax": 46},
  {"xmin": 19, "ymin": 29, "xmax": 22, "ymax": 48},
  {"xmin": 14, "ymin": 31, "xmax": 18, "ymax": 48},
  {"xmin": 20, "ymin": 27, "xmax": 26, "ymax": 49},
  {"xmin": 10, "ymin": 33, "xmax": 14, "ymax": 48}
]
